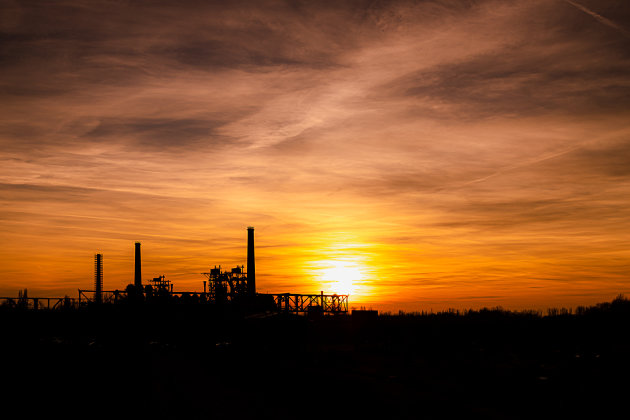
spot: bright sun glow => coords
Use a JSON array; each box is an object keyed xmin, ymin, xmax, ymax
[
  {"xmin": 302, "ymin": 241, "xmax": 375, "ymax": 300},
  {"xmin": 317, "ymin": 258, "xmax": 365, "ymax": 296}
]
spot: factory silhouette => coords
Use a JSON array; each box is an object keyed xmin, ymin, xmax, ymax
[{"xmin": 2, "ymin": 227, "xmax": 350, "ymax": 316}]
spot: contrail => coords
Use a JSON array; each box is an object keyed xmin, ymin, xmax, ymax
[{"xmin": 563, "ymin": 0, "xmax": 630, "ymax": 38}]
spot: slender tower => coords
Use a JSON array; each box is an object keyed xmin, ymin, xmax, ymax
[
  {"xmin": 94, "ymin": 254, "xmax": 103, "ymax": 304},
  {"xmin": 134, "ymin": 242, "xmax": 142, "ymax": 289},
  {"xmin": 247, "ymin": 227, "xmax": 255, "ymax": 296}
]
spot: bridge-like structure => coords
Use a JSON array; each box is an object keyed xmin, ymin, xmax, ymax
[
  {"xmin": 0, "ymin": 296, "xmax": 76, "ymax": 310},
  {"xmin": 4, "ymin": 290, "xmax": 349, "ymax": 315},
  {"xmin": 269, "ymin": 292, "xmax": 348, "ymax": 314}
]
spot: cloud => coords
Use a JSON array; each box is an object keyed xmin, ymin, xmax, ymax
[
  {"xmin": 563, "ymin": 0, "xmax": 630, "ymax": 38},
  {"xmin": 563, "ymin": 139, "xmax": 630, "ymax": 177},
  {"xmin": 383, "ymin": 49, "xmax": 630, "ymax": 119},
  {"xmin": 82, "ymin": 117, "xmax": 242, "ymax": 151}
]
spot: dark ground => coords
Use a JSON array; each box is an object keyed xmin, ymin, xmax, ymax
[{"xmin": 2, "ymin": 299, "xmax": 630, "ymax": 419}]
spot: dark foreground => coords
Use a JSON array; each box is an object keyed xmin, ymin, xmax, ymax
[{"xmin": 3, "ymin": 298, "xmax": 630, "ymax": 419}]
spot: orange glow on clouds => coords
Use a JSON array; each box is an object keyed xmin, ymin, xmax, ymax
[{"xmin": 1, "ymin": 0, "xmax": 630, "ymax": 311}]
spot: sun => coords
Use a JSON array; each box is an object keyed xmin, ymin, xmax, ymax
[{"xmin": 318, "ymin": 259, "xmax": 365, "ymax": 295}]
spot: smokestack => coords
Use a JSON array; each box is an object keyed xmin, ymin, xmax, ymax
[
  {"xmin": 94, "ymin": 253, "xmax": 103, "ymax": 304},
  {"xmin": 247, "ymin": 227, "xmax": 255, "ymax": 296},
  {"xmin": 134, "ymin": 242, "xmax": 142, "ymax": 288}
]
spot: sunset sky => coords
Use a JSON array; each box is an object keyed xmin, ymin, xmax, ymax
[{"xmin": 1, "ymin": 0, "xmax": 629, "ymax": 311}]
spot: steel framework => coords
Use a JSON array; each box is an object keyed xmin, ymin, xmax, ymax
[
  {"xmin": 78, "ymin": 289, "xmax": 209, "ymax": 304},
  {"xmin": 201, "ymin": 265, "xmax": 249, "ymax": 302},
  {"xmin": 75, "ymin": 289, "xmax": 348, "ymax": 314},
  {"xmin": 0, "ymin": 296, "xmax": 76, "ymax": 310},
  {"xmin": 78, "ymin": 289, "xmax": 124, "ymax": 305},
  {"xmin": 271, "ymin": 293, "xmax": 348, "ymax": 314}
]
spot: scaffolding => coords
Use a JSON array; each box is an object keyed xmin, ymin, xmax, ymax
[{"xmin": 271, "ymin": 292, "xmax": 348, "ymax": 314}]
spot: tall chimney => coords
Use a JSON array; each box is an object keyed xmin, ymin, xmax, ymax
[
  {"xmin": 94, "ymin": 253, "xmax": 103, "ymax": 304},
  {"xmin": 134, "ymin": 242, "xmax": 142, "ymax": 288},
  {"xmin": 247, "ymin": 227, "xmax": 255, "ymax": 295}
]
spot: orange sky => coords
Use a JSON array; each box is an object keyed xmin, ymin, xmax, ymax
[{"xmin": 1, "ymin": 0, "xmax": 629, "ymax": 311}]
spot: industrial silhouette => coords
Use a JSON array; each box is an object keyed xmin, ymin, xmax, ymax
[
  {"xmin": 94, "ymin": 253, "xmax": 103, "ymax": 304},
  {"xmin": 1, "ymin": 227, "xmax": 349, "ymax": 315}
]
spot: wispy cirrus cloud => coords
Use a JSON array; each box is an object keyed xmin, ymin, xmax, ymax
[{"xmin": 564, "ymin": 0, "xmax": 630, "ymax": 38}]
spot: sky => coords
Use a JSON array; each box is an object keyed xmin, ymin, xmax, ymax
[{"xmin": 1, "ymin": 0, "xmax": 629, "ymax": 312}]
